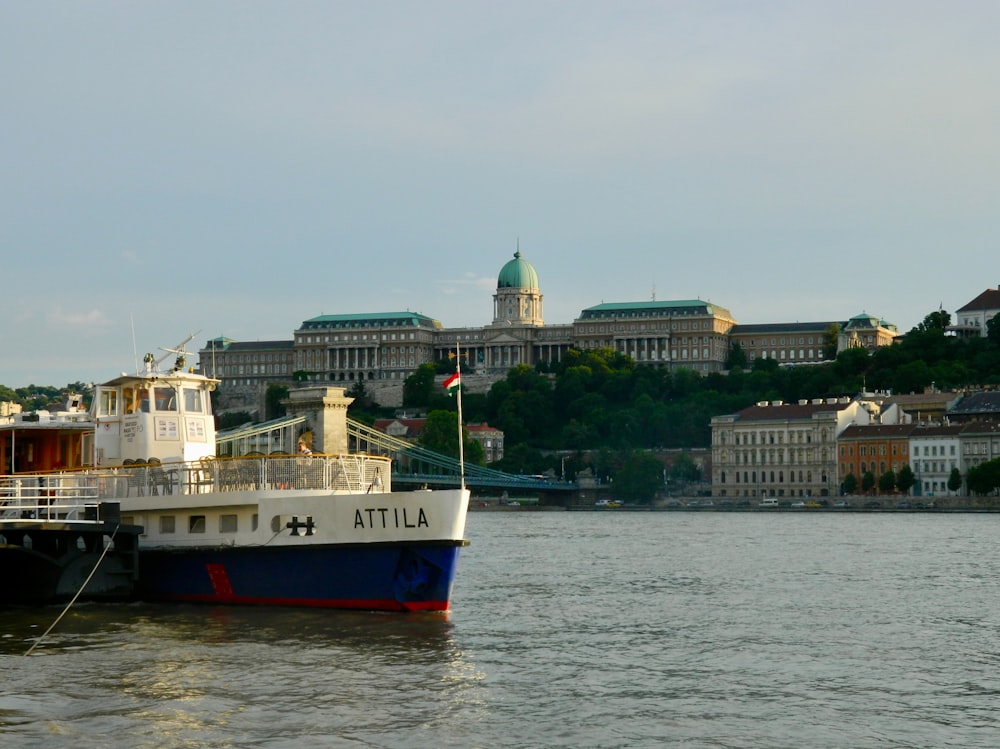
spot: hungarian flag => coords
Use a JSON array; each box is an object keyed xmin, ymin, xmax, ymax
[{"xmin": 443, "ymin": 371, "xmax": 461, "ymax": 396}]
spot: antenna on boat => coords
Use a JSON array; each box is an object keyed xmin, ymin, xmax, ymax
[
  {"xmin": 156, "ymin": 332, "xmax": 201, "ymax": 371},
  {"xmin": 130, "ymin": 314, "xmax": 139, "ymax": 375},
  {"xmin": 446, "ymin": 342, "xmax": 466, "ymax": 491}
]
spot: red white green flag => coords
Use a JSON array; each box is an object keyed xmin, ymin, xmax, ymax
[{"xmin": 443, "ymin": 371, "xmax": 461, "ymax": 396}]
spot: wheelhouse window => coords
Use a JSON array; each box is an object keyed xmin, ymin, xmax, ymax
[
  {"xmin": 97, "ymin": 390, "xmax": 118, "ymax": 417},
  {"xmin": 184, "ymin": 388, "xmax": 203, "ymax": 413},
  {"xmin": 154, "ymin": 387, "xmax": 177, "ymax": 411}
]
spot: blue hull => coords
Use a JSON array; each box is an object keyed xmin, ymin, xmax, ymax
[{"xmin": 137, "ymin": 542, "xmax": 465, "ymax": 612}]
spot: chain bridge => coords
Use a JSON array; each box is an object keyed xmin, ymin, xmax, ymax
[{"xmin": 216, "ymin": 415, "xmax": 575, "ymax": 493}]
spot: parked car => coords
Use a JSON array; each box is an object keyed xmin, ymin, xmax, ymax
[
  {"xmin": 833, "ymin": 499, "xmax": 850, "ymax": 508},
  {"xmin": 864, "ymin": 500, "xmax": 882, "ymax": 509},
  {"xmin": 790, "ymin": 500, "xmax": 806, "ymax": 508}
]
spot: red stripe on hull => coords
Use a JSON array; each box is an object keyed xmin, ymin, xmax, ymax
[{"xmin": 155, "ymin": 592, "xmax": 451, "ymax": 612}]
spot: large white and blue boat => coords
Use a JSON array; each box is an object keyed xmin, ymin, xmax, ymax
[{"xmin": 0, "ymin": 345, "xmax": 469, "ymax": 611}]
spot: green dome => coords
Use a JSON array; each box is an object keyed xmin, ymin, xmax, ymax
[{"xmin": 497, "ymin": 251, "xmax": 539, "ymax": 289}]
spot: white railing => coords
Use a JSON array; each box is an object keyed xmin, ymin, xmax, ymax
[
  {"xmin": 0, "ymin": 474, "xmax": 111, "ymax": 522},
  {"xmin": 1, "ymin": 454, "xmax": 393, "ymax": 505}
]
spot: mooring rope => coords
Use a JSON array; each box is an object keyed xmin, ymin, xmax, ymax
[{"xmin": 24, "ymin": 524, "xmax": 121, "ymax": 657}]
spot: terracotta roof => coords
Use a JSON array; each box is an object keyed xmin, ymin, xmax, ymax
[
  {"xmin": 734, "ymin": 400, "xmax": 851, "ymax": 422},
  {"xmin": 956, "ymin": 288, "xmax": 1000, "ymax": 312},
  {"xmin": 839, "ymin": 424, "xmax": 918, "ymax": 439}
]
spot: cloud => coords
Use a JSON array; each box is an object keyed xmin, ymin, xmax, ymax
[{"xmin": 46, "ymin": 307, "xmax": 112, "ymax": 329}]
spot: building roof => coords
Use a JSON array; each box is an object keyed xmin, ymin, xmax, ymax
[
  {"xmin": 216, "ymin": 340, "xmax": 294, "ymax": 352},
  {"xmin": 299, "ymin": 312, "xmax": 442, "ymax": 331},
  {"xmin": 730, "ymin": 321, "xmax": 837, "ymax": 335},
  {"xmin": 948, "ymin": 391, "xmax": 1000, "ymax": 417},
  {"xmin": 839, "ymin": 424, "xmax": 918, "ymax": 440},
  {"xmin": 731, "ymin": 399, "xmax": 853, "ymax": 422},
  {"xmin": 578, "ymin": 299, "xmax": 733, "ymax": 320},
  {"xmin": 843, "ymin": 312, "xmax": 898, "ymax": 332},
  {"xmin": 497, "ymin": 251, "xmax": 539, "ymax": 290},
  {"xmin": 956, "ymin": 287, "xmax": 1000, "ymax": 312}
]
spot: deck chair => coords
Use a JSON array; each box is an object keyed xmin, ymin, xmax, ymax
[
  {"xmin": 147, "ymin": 457, "xmax": 174, "ymax": 495},
  {"xmin": 123, "ymin": 458, "xmax": 145, "ymax": 497}
]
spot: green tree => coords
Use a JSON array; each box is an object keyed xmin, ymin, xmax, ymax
[
  {"xmin": 878, "ymin": 470, "xmax": 896, "ymax": 495},
  {"xmin": 987, "ymin": 314, "xmax": 1000, "ymax": 346},
  {"xmin": 265, "ymin": 384, "xmax": 289, "ymax": 420},
  {"xmin": 613, "ymin": 451, "xmax": 664, "ymax": 504},
  {"xmin": 418, "ymin": 410, "xmax": 485, "ymax": 466},
  {"xmin": 726, "ymin": 342, "xmax": 748, "ymax": 370},
  {"xmin": 896, "ymin": 464, "xmax": 915, "ymax": 495},
  {"xmin": 823, "ymin": 323, "xmax": 841, "ymax": 360},
  {"xmin": 948, "ymin": 467, "xmax": 963, "ymax": 494},
  {"xmin": 861, "ymin": 470, "xmax": 876, "ymax": 494},
  {"xmin": 916, "ymin": 309, "xmax": 952, "ymax": 333},
  {"xmin": 842, "ymin": 473, "xmax": 858, "ymax": 495},
  {"xmin": 966, "ymin": 458, "xmax": 1000, "ymax": 496},
  {"xmin": 403, "ymin": 363, "xmax": 438, "ymax": 408},
  {"xmin": 669, "ymin": 452, "xmax": 702, "ymax": 482}
]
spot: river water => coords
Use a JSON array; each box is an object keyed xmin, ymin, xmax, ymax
[{"xmin": 2, "ymin": 511, "xmax": 999, "ymax": 748}]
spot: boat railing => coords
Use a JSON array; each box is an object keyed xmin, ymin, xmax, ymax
[
  {"xmin": 0, "ymin": 474, "xmax": 120, "ymax": 523},
  {"xmin": 190, "ymin": 454, "xmax": 392, "ymax": 495},
  {"xmin": 2, "ymin": 454, "xmax": 393, "ymax": 504}
]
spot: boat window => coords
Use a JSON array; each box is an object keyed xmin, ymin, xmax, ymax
[
  {"xmin": 154, "ymin": 387, "xmax": 177, "ymax": 411},
  {"xmin": 159, "ymin": 516, "xmax": 176, "ymax": 533},
  {"xmin": 184, "ymin": 388, "xmax": 203, "ymax": 413},
  {"xmin": 219, "ymin": 514, "xmax": 238, "ymax": 533},
  {"xmin": 188, "ymin": 515, "xmax": 206, "ymax": 534},
  {"xmin": 124, "ymin": 386, "xmax": 137, "ymax": 415},
  {"xmin": 98, "ymin": 390, "xmax": 118, "ymax": 417},
  {"xmin": 139, "ymin": 388, "xmax": 151, "ymax": 413}
]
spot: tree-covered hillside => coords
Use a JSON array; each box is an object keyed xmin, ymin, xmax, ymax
[{"xmin": 410, "ymin": 309, "xmax": 1000, "ymax": 463}]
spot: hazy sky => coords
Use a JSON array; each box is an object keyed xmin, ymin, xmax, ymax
[{"xmin": 3, "ymin": 1, "xmax": 999, "ymax": 389}]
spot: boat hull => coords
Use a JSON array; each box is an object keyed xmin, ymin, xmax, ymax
[
  {"xmin": 136, "ymin": 541, "xmax": 465, "ymax": 612},
  {"xmin": 0, "ymin": 522, "xmax": 142, "ymax": 605}
]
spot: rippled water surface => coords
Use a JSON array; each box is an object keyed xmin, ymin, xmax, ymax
[{"xmin": 2, "ymin": 512, "xmax": 999, "ymax": 748}]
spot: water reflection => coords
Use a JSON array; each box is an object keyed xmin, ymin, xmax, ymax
[{"xmin": 2, "ymin": 603, "xmax": 486, "ymax": 749}]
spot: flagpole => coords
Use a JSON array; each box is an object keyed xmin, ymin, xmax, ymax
[{"xmin": 455, "ymin": 341, "xmax": 466, "ymax": 491}]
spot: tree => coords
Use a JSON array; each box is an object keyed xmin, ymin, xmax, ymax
[
  {"xmin": 987, "ymin": 314, "xmax": 1000, "ymax": 346},
  {"xmin": 842, "ymin": 473, "xmax": 858, "ymax": 495},
  {"xmin": 823, "ymin": 323, "xmax": 841, "ymax": 360},
  {"xmin": 726, "ymin": 342, "xmax": 747, "ymax": 370},
  {"xmin": 948, "ymin": 467, "xmax": 963, "ymax": 494},
  {"xmin": 613, "ymin": 451, "xmax": 664, "ymax": 504},
  {"xmin": 403, "ymin": 363, "xmax": 438, "ymax": 408},
  {"xmin": 265, "ymin": 384, "xmax": 289, "ymax": 420},
  {"xmin": 896, "ymin": 464, "xmax": 916, "ymax": 495},
  {"xmin": 417, "ymin": 410, "xmax": 485, "ymax": 466},
  {"xmin": 878, "ymin": 470, "xmax": 896, "ymax": 495},
  {"xmin": 916, "ymin": 309, "xmax": 952, "ymax": 333},
  {"xmin": 861, "ymin": 470, "xmax": 876, "ymax": 494},
  {"xmin": 966, "ymin": 458, "xmax": 1000, "ymax": 496},
  {"xmin": 669, "ymin": 452, "xmax": 702, "ymax": 483}
]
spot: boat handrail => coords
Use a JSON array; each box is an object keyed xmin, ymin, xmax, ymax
[
  {"xmin": 1, "ymin": 453, "xmax": 393, "ymax": 501},
  {"xmin": 0, "ymin": 474, "xmax": 119, "ymax": 523}
]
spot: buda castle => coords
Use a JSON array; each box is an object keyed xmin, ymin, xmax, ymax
[{"xmin": 198, "ymin": 250, "xmax": 900, "ymax": 412}]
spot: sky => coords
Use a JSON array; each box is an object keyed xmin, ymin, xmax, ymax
[{"xmin": 3, "ymin": 1, "xmax": 999, "ymax": 389}]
